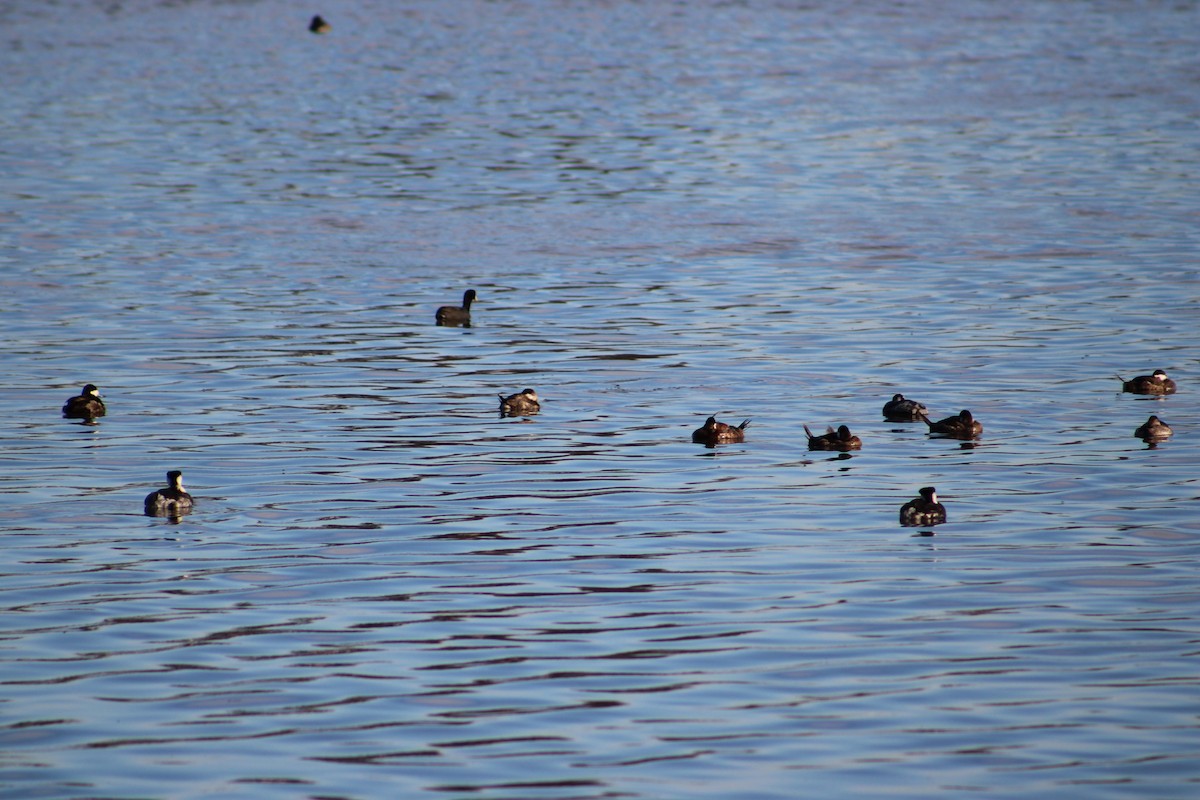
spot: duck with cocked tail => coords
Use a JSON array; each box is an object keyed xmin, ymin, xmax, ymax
[
  {"xmin": 803, "ymin": 424, "xmax": 862, "ymax": 451},
  {"xmin": 62, "ymin": 384, "xmax": 106, "ymax": 420},
  {"xmin": 692, "ymin": 415, "xmax": 749, "ymax": 446},
  {"xmin": 499, "ymin": 388, "xmax": 540, "ymax": 416},
  {"xmin": 921, "ymin": 409, "xmax": 982, "ymax": 439},
  {"xmin": 435, "ymin": 289, "xmax": 476, "ymax": 327},
  {"xmin": 900, "ymin": 487, "xmax": 946, "ymax": 527},
  {"xmin": 1117, "ymin": 369, "xmax": 1176, "ymax": 395}
]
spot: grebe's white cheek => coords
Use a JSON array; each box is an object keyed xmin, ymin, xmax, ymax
[{"xmin": 930, "ymin": 492, "xmax": 938, "ymax": 504}]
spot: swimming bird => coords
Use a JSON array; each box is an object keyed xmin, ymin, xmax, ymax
[
  {"xmin": 435, "ymin": 289, "xmax": 476, "ymax": 327},
  {"xmin": 1134, "ymin": 415, "xmax": 1173, "ymax": 441},
  {"xmin": 308, "ymin": 15, "xmax": 331, "ymax": 34},
  {"xmin": 900, "ymin": 486, "xmax": 946, "ymax": 527},
  {"xmin": 1117, "ymin": 370, "xmax": 1176, "ymax": 395},
  {"xmin": 692, "ymin": 415, "xmax": 750, "ymax": 445},
  {"xmin": 62, "ymin": 384, "xmax": 106, "ymax": 419},
  {"xmin": 803, "ymin": 424, "xmax": 862, "ymax": 451},
  {"xmin": 144, "ymin": 470, "xmax": 194, "ymax": 517},
  {"xmin": 921, "ymin": 409, "xmax": 983, "ymax": 439},
  {"xmin": 499, "ymin": 388, "xmax": 540, "ymax": 416},
  {"xmin": 882, "ymin": 393, "xmax": 928, "ymax": 421}
]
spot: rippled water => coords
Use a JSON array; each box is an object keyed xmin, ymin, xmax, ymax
[{"xmin": 3, "ymin": 0, "xmax": 1199, "ymax": 797}]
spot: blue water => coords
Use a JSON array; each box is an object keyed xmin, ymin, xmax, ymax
[{"xmin": 2, "ymin": 1, "xmax": 1199, "ymax": 798}]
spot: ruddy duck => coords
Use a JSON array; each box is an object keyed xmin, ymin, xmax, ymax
[
  {"xmin": 62, "ymin": 384, "xmax": 106, "ymax": 420},
  {"xmin": 308, "ymin": 15, "xmax": 331, "ymax": 34},
  {"xmin": 1134, "ymin": 415, "xmax": 1172, "ymax": 441},
  {"xmin": 1117, "ymin": 370, "xmax": 1176, "ymax": 395},
  {"xmin": 921, "ymin": 409, "xmax": 982, "ymax": 439},
  {"xmin": 882, "ymin": 393, "xmax": 928, "ymax": 421},
  {"xmin": 499, "ymin": 388, "xmax": 540, "ymax": 416},
  {"xmin": 900, "ymin": 486, "xmax": 946, "ymax": 527},
  {"xmin": 144, "ymin": 470, "xmax": 194, "ymax": 517},
  {"xmin": 692, "ymin": 415, "xmax": 749, "ymax": 445},
  {"xmin": 435, "ymin": 289, "xmax": 476, "ymax": 327},
  {"xmin": 803, "ymin": 424, "xmax": 862, "ymax": 451}
]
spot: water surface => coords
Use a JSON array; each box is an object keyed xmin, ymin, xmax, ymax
[{"xmin": 2, "ymin": 1, "xmax": 1199, "ymax": 798}]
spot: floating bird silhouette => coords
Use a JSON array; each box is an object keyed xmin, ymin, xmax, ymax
[{"xmin": 435, "ymin": 289, "xmax": 476, "ymax": 327}]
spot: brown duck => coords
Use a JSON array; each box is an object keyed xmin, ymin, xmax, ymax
[
  {"xmin": 882, "ymin": 393, "xmax": 928, "ymax": 421},
  {"xmin": 921, "ymin": 409, "xmax": 982, "ymax": 439},
  {"xmin": 692, "ymin": 415, "xmax": 750, "ymax": 445},
  {"xmin": 1134, "ymin": 415, "xmax": 1172, "ymax": 441},
  {"xmin": 499, "ymin": 388, "xmax": 540, "ymax": 416},
  {"xmin": 804, "ymin": 424, "xmax": 862, "ymax": 451}
]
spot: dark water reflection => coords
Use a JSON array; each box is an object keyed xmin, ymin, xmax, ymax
[{"xmin": 3, "ymin": 0, "xmax": 1200, "ymax": 797}]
